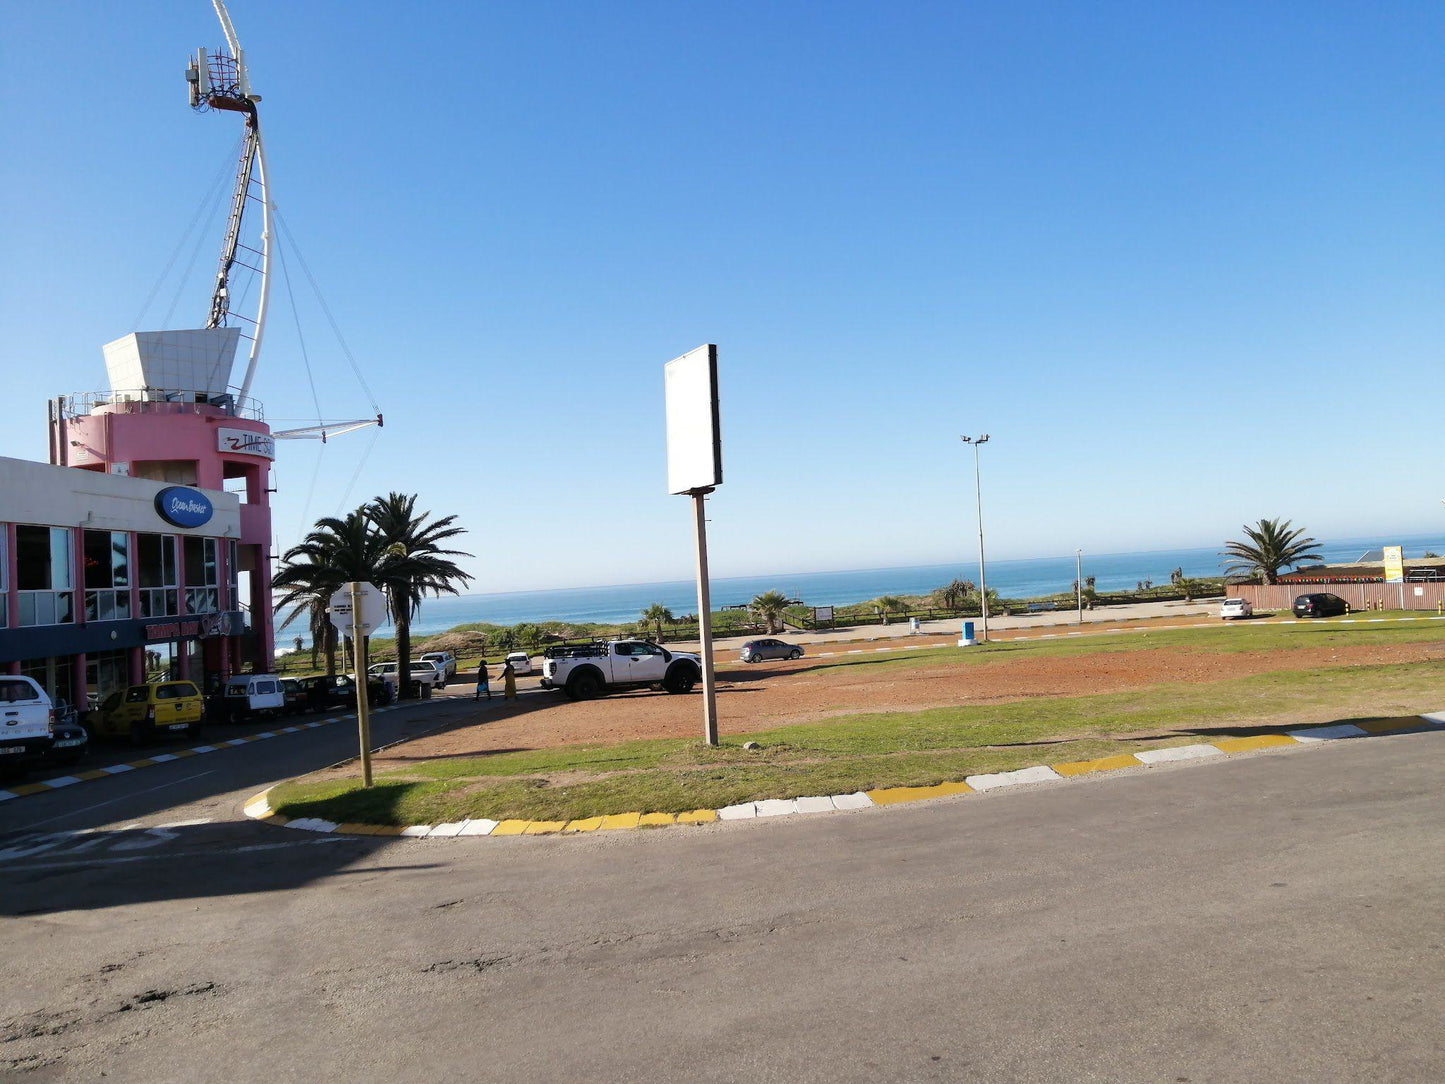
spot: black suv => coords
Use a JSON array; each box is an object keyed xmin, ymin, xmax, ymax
[{"xmin": 1293, "ymin": 592, "xmax": 1349, "ymax": 618}]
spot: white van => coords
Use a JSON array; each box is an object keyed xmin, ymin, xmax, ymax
[
  {"xmin": 223, "ymin": 674, "xmax": 286, "ymax": 721},
  {"xmin": 0, "ymin": 675, "xmax": 55, "ymax": 769}
]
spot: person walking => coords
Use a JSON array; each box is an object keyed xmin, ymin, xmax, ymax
[
  {"xmin": 474, "ymin": 658, "xmax": 491, "ymax": 701},
  {"xmin": 501, "ymin": 659, "xmax": 518, "ymax": 701}
]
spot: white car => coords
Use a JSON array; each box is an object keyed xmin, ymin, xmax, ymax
[
  {"xmin": 419, "ymin": 651, "xmax": 457, "ymax": 683},
  {"xmin": 368, "ymin": 660, "xmax": 444, "ymax": 690},
  {"xmin": 504, "ymin": 651, "xmax": 534, "ymax": 676},
  {"xmin": 1220, "ymin": 598, "xmax": 1253, "ymax": 620}
]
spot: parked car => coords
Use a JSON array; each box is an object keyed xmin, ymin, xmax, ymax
[
  {"xmin": 298, "ymin": 674, "xmax": 393, "ymax": 712},
  {"xmin": 0, "ymin": 675, "xmax": 56, "ymax": 772},
  {"xmin": 45, "ymin": 704, "xmax": 89, "ymax": 767},
  {"xmin": 1220, "ymin": 598, "xmax": 1253, "ymax": 620},
  {"xmin": 222, "ymin": 674, "xmax": 286, "ymax": 721},
  {"xmin": 281, "ymin": 678, "xmax": 311, "ymax": 715},
  {"xmin": 420, "ymin": 651, "xmax": 458, "ymax": 683},
  {"xmin": 503, "ymin": 651, "xmax": 534, "ymax": 676},
  {"xmin": 740, "ymin": 638, "xmax": 805, "ymax": 663},
  {"xmin": 92, "ymin": 681, "xmax": 204, "ymax": 742},
  {"xmin": 1293, "ymin": 592, "xmax": 1349, "ymax": 618},
  {"xmin": 368, "ymin": 660, "xmax": 444, "ymax": 692}
]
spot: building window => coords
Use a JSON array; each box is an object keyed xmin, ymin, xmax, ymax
[
  {"xmin": 84, "ymin": 530, "xmax": 131, "ymax": 621},
  {"xmin": 137, "ymin": 533, "xmax": 178, "ymax": 617},
  {"xmin": 228, "ymin": 539, "xmax": 239, "ymax": 612},
  {"xmin": 16, "ymin": 525, "xmax": 73, "ymax": 626},
  {"xmin": 86, "ymin": 649, "xmax": 130, "ymax": 706},
  {"xmin": 0, "ymin": 529, "xmax": 7, "ymax": 627},
  {"xmin": 184, "ymin": 536, "xmax": 219, "ymax": 614}
]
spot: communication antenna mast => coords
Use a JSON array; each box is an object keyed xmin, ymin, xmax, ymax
[
  {"xmin": 185, "ymin": 0, "xmax": 270, "ymax": 403},
  {"xmin": 185, "ymin": 0, "xmax": 381, "ymax": 443}
]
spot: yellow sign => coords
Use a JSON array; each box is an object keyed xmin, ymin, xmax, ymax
[{"xmin": 1383, "ymin": 545, "xmax": 1404, "ymax": 584}]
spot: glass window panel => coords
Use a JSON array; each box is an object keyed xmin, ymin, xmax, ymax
[
  {"xmin": 49, "ymin": 528, "xmax": 71, "ymax": 590},
  {"xmin": 112, "ymin": 533, "xmax": 129, "ymax": 587},
  {"xmin": 16, "ymin": 525, "xmax": 50, "ymax": 591}
]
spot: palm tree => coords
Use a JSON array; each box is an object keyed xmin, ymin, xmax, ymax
[
  {"xmin": 931, "ymin": 579, "xmax": 976, "ymax": 611},
  {"xmin": 750, "ymin": 590, "xmax": 791, "ymax": 634},
  {"xmin": 1222, "ymin": 518, "xmax": 1323, "ymax": 585},
  {"xmin": 641, "ymin": 603, "xmax": 675, "ymax": 642},
  {"xmin": 876, "ymin": 595, "xmax": 904, "ymax": 625},
  {"xmin": 273, "ymin": 510, "xmax": 388, "ymax": 676},
  {"xmin": 368, "ymin": 493, "xmax": 474, "ymax": 698}
]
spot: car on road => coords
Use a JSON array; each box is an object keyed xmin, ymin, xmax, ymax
[
  {"xmin": 281, "ymin": 678, "xmax": 311, "ymax": 715},
  {"xmin": 93, "ymin": 681, "xmax": 204, "ymax": 742},
  {"xmin": 740, "ymin": 638, "xmax": 804, "ymax": 663},
  {"xmin": 504, "ymin": 651, "xmax": 534, "ymax": 676},
  {"xmin": 0, "ymin": 675, "xmax": 56, "ymax": 772},
  {"xmin": 541, "ymin": 640, "xmax": 702, "ymax": 700},
  {"xmin": 1293, "ymin": 592, "xmax": 1349, "ymax": 618},
  {"xmin": 420, "ymin": 651, "xmax": 458, "ymax": 683},
  {"xmin": 1220, "ymin": 598, "xmax": 1253, "ymax": 620}
]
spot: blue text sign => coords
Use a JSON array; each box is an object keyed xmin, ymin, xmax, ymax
[{"xmin": 155, "ymin": 486, "xmax": 214, "ymax": 529}]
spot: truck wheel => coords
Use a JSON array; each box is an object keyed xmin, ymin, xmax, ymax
[
  {"xmin": 664, "ymin": 666, "xmax": 698, "ymax": 694},
  {"xmin": 567, "ymin": 671, "xmax": 602, "ymax": 701}
]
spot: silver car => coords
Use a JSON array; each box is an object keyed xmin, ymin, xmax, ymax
[{"xmin": 740, "ymin": 638, "xmax": 804, "ymax": 663}]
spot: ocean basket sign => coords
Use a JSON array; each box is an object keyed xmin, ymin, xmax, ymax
[
  {"xmin": 217, "ymin": 426, "xmax": 276, "ymax": 460},
  {"xmin": 154, "ymin": 486, "xmax": 214, "ymax": 529}
]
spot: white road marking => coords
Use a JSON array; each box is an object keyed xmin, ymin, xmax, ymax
[{"xmin": 3, "ymin": 835, "xmax": 354, "ymax": 872}]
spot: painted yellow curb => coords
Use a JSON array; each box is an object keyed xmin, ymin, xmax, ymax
[
  {"xmin": 490, "ymin": 819, "xmax": 531, "ymax": 836},
  {"xmin": 1211, "ymin": 734, "xmax": 1299, "ymax": 754},
  {"xmin": 599, "ymin": 812, "xmax": 641, "ymax": 831},
  {"xmin": 523, "ymin": 820, "xmax": 567, "ymax": 835},
  {"xmin": 563, "ymin": 816, "xmax": 605, "ymax": 833},
  {"xmin": 676, "ymin": 809, "xmax": 718, "ymax": 823},
  {"xmin": 1053, "ymin": 754, "xmax": 1141, "ymax": 776},
  {"xmin": 866, "ymin": 780, "xmax": 972, "ymax": 806},
  {"xmin": 639, "ymin": 812, "xmax": 676, "ymax": 827}
]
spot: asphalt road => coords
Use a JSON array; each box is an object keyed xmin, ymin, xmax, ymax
[{"xmin": 1, "ymin": 728, "xmax": 1441, "ymax": 1080}]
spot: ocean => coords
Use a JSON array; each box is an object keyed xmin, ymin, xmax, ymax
[{"xmin": 346, "ymin": 532, "xmax": 1441, "ymax": 642}]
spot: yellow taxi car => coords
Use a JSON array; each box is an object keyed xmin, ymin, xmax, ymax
[{"xmin": 92, "ymin": 681, "xmax": 204, "ymax": 742}]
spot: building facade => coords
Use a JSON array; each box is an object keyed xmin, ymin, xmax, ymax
[{"xmin": 0, "ymin": 455, "xmax": 258, "ymax": 710}]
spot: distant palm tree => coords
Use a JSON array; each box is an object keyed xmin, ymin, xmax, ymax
[
  {"xmin": 876, "ymin": 596, "xmax": 904, "ymax": 625},
  {"xmin": 1222, "ymin": 518, "xmax": 1323, "ymax": 585},
  {"xmin": 641, "ymin": 603, "xmax": 675, "ymax": 642},
  {"xmin": 273, "ymin": 510, "xmax": 388, "ymax": 676},
  {"xmin": 931, "ymin": 579, "xmax": 977, "ymax": 611},
  {"xmin": 368, "ymin": 493, "xmax": 474, "ymax": 699},
  {"xmin": 750, "ymin": 590, "xmax": 791, "ymax": 634}
]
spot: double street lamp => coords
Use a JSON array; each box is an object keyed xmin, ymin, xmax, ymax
[{"xmin": 960, "ymin": 434, "xmax": 990, "ymax": 642}]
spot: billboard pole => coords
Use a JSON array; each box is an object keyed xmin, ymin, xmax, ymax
[
  {"xmin": 664, "ymin": 344, "xmax": 723, "ymax": 747},
  {"xmin": 692, "ymin": 489, "xmax": 719, "ymax": 746}
]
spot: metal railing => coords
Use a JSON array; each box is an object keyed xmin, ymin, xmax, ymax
[{"xmin": 59, "ymin": 390, "xmax": 265, "ymax": 422}]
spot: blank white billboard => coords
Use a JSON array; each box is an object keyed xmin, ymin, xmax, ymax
[{"xmin": 664, "ymin": 344, "xmax": 722, "ymax": 494}]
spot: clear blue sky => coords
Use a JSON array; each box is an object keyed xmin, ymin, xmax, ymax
[{"xmin": 3, "ymin": 1, "xmax": 1442, "ymax": 591}]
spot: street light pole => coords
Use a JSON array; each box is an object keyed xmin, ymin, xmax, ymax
[{"xmin": 960, "ymin": 434, "xmax": 990, "ymax": 642}]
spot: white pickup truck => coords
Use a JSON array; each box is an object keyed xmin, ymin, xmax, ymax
[
  {"xmin": 0, "ymin": 675, "xmax": 57, "ymax": 770},
  {"xmin": 541, "ymin": 640, "xmax": 703, "ymax": 701}
]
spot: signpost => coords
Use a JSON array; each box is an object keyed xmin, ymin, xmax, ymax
[
  {"xmin": 1383, "ymin": 545, "xmax": 1405, "ymax": 609},
  {"xmin": 664, "ymin": 344, "xmax": 722, "ymax": 746},
  {"xmin": 330, "ymin": 581, "xmax": 386, "ymax": 786}
]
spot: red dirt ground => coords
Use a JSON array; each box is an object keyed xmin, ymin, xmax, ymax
[{"xmin": 372, "ymin": 633, "xmax": 1445, "ymax": 770}]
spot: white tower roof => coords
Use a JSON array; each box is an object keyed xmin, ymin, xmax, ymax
[{"xmin": 102, "ymin": 328, "xmax": 240, "ymax": 400}]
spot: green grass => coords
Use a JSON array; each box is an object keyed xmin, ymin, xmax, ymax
[{"xmin": 268, "ymin": 654, "xmax": 1445, "ymax": 826}]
